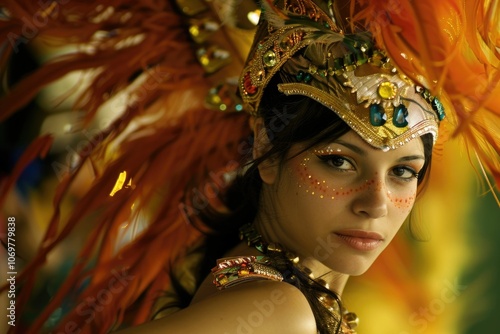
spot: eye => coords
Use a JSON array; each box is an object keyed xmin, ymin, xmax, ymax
[
  {"xmin": 317, "ymin": 155, "xmax": 355, "ymax": 171},
  {"xmin": 391, "ymin": 166, "xmax": 419, "ymax": 181}
]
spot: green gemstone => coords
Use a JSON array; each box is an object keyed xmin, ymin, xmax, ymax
[
  {"xmin": 344, "ymin": 53, "xmax": 355, "ymax": 66},
  {"xmin": 304, "ymin": 73, "xmax": 312, "ymax": 83},
  {"xmin": 263, "ymin": 50, "xmax": 277, "ymax": 67},
  {"xmin": 296, "ymin": 70, "xmax": 304, "ymax": 81},
  {"xmin": 254, "ymin": 242, "xmax": 265, "ymax": 253},
  {"xmin": 333, "ymin": 57, "xmax": 344, "ymax": 70},
  {"xmin": 393, "ymin": 104, "xmax": 409, "ymax": 127},
  {"xmin": 369, "ymin": 104, "xmax": 386, "ymax": 126}
]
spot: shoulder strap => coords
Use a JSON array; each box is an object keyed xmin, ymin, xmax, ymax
[{"xmin": 212, "ymin": 256, "xmax": 284, "ymax": 289}]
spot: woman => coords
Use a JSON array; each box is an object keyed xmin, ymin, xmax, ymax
[
  {"xmin": 117, "ymin": 79, "xmax": 435, "ymax": 333},
  {"xmin": 0, "ymin": 0, "xmax": 497, "ymax": 333}
]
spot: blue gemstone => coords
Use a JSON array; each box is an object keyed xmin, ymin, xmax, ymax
[
  {"xmin": 393, "ymin": 104, "xmax": 409, "ymax": 127},
  {"xmin": 431, "ymin": 97, "xmax": 446, "ymax": 120},
  {"xmin": 370, "ymin": 104, "xmax": 386, "ymax": 126}
]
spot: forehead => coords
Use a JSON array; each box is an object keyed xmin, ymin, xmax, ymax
[{"xmin": 308, "ymin": 130, "xmax": 425, "ymax": 157}]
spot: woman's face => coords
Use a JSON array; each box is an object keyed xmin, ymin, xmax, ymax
[{"xmin": 258, "ymin": 130, "xmax": 425, "ymax": 276}]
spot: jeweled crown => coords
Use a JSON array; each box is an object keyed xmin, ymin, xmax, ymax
[{"xmin": 239, "ymin": 0, "xmax": 444, "ymax": 150}]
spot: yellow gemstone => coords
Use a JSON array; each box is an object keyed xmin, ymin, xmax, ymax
[
  {"xmin": 238, "ymin": 269, "xmax": 250, "ymax": 276},
  {"xmin": 217, "ymin": 275, "xmax": 228, "ymax": 285},
  {"xmin": 378, "ymin": 81, "xmax": 397, "ymax": 99},
  {"xmin": 209, "ymin": 94, "xmax": 221, "ymax": 104},
  {"xmin": 344, "ymin": 64, "xmax": 356, "ymax": 72},
  {"xmin": 189, "ymin": 26, "xmax": 200, "ymax": 37},
  {"xmin": 199, "ymin": 55, "xmax": 209, "ymax": 66}
]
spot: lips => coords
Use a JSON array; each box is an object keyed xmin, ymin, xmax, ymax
[{"xmin": 334, "ymin": 230, "xmax": 384, "ymax": 251}]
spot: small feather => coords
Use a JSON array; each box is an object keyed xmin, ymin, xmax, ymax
[{"xmin": 261, "ymin": 0, "xmax": 289, "ymax": 28}]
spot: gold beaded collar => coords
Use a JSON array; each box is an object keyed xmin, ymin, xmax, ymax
[{"xmin": 239, "ymin": 0, "xmax": 444, "ymax": 151}]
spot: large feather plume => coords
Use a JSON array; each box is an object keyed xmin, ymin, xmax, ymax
[
  {"xmin": 0, "ymin": 1, "xmax": 252, "ymax": 333},
  {"xmin": 352, "ymin": 0, "xmax": 499, "ymax": 201}
]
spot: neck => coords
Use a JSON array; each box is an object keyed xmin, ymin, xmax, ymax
[
  {"xmin": 253, "ymin": 209, "xmax": 350, "ymax": 296},
  {"xmin": 299, "ymin": 255, "xmax": 349, "ymax": 295}
]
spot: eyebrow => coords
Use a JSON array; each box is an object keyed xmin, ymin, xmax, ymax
[
  {"xmin": 397, "ymin": 155, "xmax": 425, "ymax": 162},
  {"xmin": 334, "ymin": 140, "xmax": 425, "ymax": 162},
  {"xmin": 335, "ymin": 140, "xmax": 366, "ymax": 155}
]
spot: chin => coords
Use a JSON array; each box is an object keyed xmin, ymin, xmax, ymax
[{"xmin": 326, "ymin": 257, "xmax": 376, "ymax": 276}]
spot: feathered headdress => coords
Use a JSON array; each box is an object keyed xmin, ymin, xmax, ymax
[
  {"xmin": 239, "ymin": 0, "xmax": 445, "ymax": 152},
  {"xmin": 0, "ymin": 0, "xmax": 498, "ymax": 333}
]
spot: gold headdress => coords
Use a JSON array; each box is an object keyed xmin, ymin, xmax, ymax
[{"xmin": 239, "ymin": 0, "xmax": 445, "ymax": 151}]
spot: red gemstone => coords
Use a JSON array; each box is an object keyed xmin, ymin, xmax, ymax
[{"xmin": 243, "ymin": 72, "xmax": 257, "ymax": 95}]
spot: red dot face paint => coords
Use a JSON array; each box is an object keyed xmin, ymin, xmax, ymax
[
  {"xmin": 292, "ymin": 147, "xmax": 419, "ymax": 212},
  {"xmin": 295, "ymin": 156, "xmax": 336, "ymax": 200},
  {"xmin": 294, "ymin": 146, "xmax": 371, "ymax": 201},
  {"xmin": 387, "ymin": 190, "xmax": 416, "ymax": 210}
]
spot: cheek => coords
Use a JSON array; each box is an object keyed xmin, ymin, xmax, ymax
[
  {"xmin": 293, "ymin": 157, "xmax": 333, "ymax": 199},
  {"xmin": 386, "ymin": 189, "xmax": 417, "ymax": 212}
]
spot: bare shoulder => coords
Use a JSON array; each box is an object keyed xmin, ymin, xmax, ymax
[
  {"xmin": 116, "ymin": 280, "xmax": 317, "ymax": 334},
  {"xmin": 211, "ymin": 280, "xmax": 317, "ymax": 333}
]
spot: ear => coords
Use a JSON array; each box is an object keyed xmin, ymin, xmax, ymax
[{"xmin": 253, "ymin": 118, "xmax": 279, "ymax": 185}]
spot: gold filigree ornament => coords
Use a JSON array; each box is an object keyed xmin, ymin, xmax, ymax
[{"xmin": 238, "ymin": 0, "xmax": 445, "ymax": 151}]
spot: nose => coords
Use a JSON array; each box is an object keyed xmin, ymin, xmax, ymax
[{"xmin": 351, "ymin": 178, "xmax": 389, "ymax": 219}]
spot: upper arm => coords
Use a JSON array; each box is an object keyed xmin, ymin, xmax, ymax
[{"xmin": 116, "ymin": 280, "xmax": 317, "ymax": 334}]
